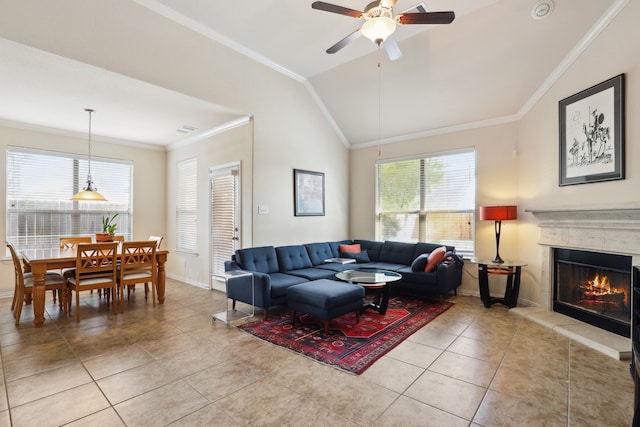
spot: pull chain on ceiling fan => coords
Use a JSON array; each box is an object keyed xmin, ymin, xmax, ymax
[{"xmin": 311, "ymin": 0, "xmax": 455, "ymax": 61}]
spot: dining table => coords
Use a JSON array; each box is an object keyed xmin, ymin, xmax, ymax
[{"xmin": 20, "ymin": 246, "xmax": 169, "ymax": 327}]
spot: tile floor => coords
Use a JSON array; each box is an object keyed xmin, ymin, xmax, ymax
[{"xmin": 0, "ymin": 278, "xmax": 634, "ymax": 426}]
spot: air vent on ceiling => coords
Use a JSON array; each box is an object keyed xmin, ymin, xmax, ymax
[{"xmin": 176, "ymin": 125, "xmax": 197, "ymax": 134}]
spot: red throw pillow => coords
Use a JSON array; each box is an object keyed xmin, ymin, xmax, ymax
[
  {"xmin": 339, "ymin": 243, "xmax": 361, "ymax": 253},
  {"xmin": 425, "ymin": 246, "xmax": 447, "ymax": 272}
]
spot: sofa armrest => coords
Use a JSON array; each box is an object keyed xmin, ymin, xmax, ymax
[
  {"xmin": 226, "ymin": 271, "xmax": 272, "ymax": 309},
  {"xmin": 435, "ymin": 261, "xmax": 463, "ymax": 293},
  {"xmin": 224, "ymin": 260, "xmax": 242, "ymax": 271}
]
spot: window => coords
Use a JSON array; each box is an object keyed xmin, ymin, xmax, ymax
[
  {"xmin": 6, "ymin": 146, "xmax": 132, "ymax": 251},
  {"xmin": 376, "ymin": 149, "xmax": 476, "ymax": 257},
  {"xmin": 176, "ymin": 158, "xmax": 197, "ymax": 253}
]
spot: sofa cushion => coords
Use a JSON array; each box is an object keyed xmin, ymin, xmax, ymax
[
  {"xmin": 426, "ymin": 246, "xmax": 447, "ymax": 272},
  {"xmin": 269, "ymin": 273, "xmax": 309, "ymax": 298},
  {"xmin": 235, "ymin": 246, "xmax": 279, "ymax": 274},
  {"xmin": 286, "ymin": 267, "xmax": 337, "ymax": 281},
  {"xmin": 354, "ymin": 240, "xmax": 383, "ymax": 261},
  {"xmin": 413, "ymin": 242, "xmax": 455, "ymax": 259},
  {"xmin": 357, "ymin": 262, "xmax": 406, "ymax": 272},
  {"xmin": 410, "ymin": 253, "xmax": 429, "ymax": 272},
  {"xmin": 329, "ymin": 240, "xmax": 353, "ymax": 257},
  {"xmin": 338, "ymin": 243, "xmax": 361, "ymax": 253},
  {"xmin": 396, "ymin": 267, "xmax": 439, "ymax": 285},
  {"xmin": 379, "ymin": 241, "xmax": 416, "ymax": 265},
  {"xmin": 276, "ymin": 245, "xmax": 313, "ymax": 272},
  {"xmin": 305, "ymin": 242, "xmax": 335, "ymax": 266},
  {"xmin": 340, "ymin": 249, "xmax": 371, "ymax": 263}
]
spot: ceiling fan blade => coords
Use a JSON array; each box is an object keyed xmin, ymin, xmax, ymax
[
  {"xmin": 311, "ymin": 1, "xmax": 363, "ymax": 19},
  {"xmin": 326, "ymin": 28, "xmax": 362, "ymax": 54},
  {"xmin": 397, "ymin": 11, "xmax": 455, "ymax": 25},
  {"xmin": 382, "ymin": 35, "xmax": 402, "ymax": 61}
]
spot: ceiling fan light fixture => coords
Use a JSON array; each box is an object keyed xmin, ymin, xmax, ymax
[{"xmin": 361, "ymin": 16, "xmax": 397, "ymax": 44}]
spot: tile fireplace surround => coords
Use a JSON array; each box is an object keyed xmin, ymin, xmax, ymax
[{"xmin": 520, "ymin": 203, "xmax": 640, "ymax": 360}]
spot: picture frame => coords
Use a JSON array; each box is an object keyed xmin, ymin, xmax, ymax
[
  {"xmin": 559, "ymin": 74, "xmax": 625, "ymax": 186},
  {"xmin": 294, "ymin": 169, "xmax": 325, "ymax": 216}
]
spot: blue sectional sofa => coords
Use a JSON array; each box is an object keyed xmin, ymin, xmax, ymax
[{"xmin": 224, "ymin": 239, "xmax": 463, "ymax": 320}]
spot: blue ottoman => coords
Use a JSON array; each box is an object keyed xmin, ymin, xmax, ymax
[{"xmin": 287, "ymin": 279, "xmax": 365, "ymax": 335}]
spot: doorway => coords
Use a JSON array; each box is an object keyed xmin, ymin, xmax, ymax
[{"xmin": 210, "ymin": 162, "xmax": 241, "ymax": 289}]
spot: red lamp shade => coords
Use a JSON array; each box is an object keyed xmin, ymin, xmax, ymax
[{"xmin": 479, "ymin": 205, "xmax": 517, "ymax": 221}]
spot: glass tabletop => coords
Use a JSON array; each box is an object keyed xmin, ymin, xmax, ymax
[{"xmin": 335, "ymin": 268, "xmax": 402, "ymax": 284}]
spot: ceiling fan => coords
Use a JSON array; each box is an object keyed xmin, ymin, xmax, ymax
[{"xmin": 311, "ymin": 0, "xmax": 455, "ymax": 61}]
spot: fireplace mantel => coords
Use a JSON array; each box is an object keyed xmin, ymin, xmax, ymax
[
  {"xmin": 526, "ymin": 204, "xmax": 640, "ymax": 255},
  {"xmin": 527, "ymin": 203, "xmax": 640, "ymax": 219}
]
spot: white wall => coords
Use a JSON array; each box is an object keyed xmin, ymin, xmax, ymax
[
  {"xmin": 0, "ymin": 1, "xmax": 351, "ymax": 290},
  {"xmin": 349, "ymin": 0, "xmax": 640, "ymax": 306},
  {"xmin": 517, "ymin": 0, "xmax": 640, "ymax": 306},
  {"xmin": 349, "ymin": 123, "xmax": 520, "ymax": 298},
  {"xmin": 0, "ymin": 125, "xmax": 166, "ymax": 295}
]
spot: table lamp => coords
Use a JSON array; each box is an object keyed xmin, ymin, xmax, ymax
[{"xmin": 479, "ymin": 205, "xmax": 517, "ymax": 264}]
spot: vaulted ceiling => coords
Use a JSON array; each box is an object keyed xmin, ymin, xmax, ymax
[{"xmin": 0, "ymin": 0, "xmax": 623, "ymax": 148}]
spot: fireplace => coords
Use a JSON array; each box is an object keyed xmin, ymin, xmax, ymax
[{"xmin": 553, "ymin": 248, "xmax": 631, "ymax": 337}]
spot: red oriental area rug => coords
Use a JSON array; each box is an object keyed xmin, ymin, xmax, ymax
[{"xmin": 238, "ymin": 296, "xmax": 453, "ymax": 375}]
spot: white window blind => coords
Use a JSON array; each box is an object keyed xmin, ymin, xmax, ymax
[
  {"xmin": 6, "ymin": 146, "xmax": 132, "ymax": 251},
  {"xmin": 376, "ymin": 149, "xmax": 476, "ymax": 257},
  {"xmin": 210, "ymin": 166, "xmax": 239, "ymax": 279},
  {"xmin": 176, "ymin": 158, "xmax": 197, "ymax": 253}
]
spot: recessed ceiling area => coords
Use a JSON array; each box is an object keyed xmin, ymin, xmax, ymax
[{"xmin": 0, "ymin": 37, "xmax": 246, "ymax": 149}]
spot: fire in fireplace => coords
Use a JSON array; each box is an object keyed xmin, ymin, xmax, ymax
[{"xmin": 553, "ymin": 248, "xmax": 631, "ymax": 337}]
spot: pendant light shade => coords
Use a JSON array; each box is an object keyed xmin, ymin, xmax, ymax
[{"xmin": 71, "ymin": 108, "xmax": 107, "ymax": 201}]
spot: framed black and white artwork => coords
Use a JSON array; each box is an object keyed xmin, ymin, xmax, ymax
[{"xmin": 559, "ymin": 74, "xmax": 625, "ymax": 186}]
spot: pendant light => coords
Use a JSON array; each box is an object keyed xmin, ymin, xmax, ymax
[{"xmin": 71, "ymin": 108, "xmax": 107, "ymax": 201}]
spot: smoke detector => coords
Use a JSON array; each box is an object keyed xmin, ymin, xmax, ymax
[{"xmin": 531, "ymin": 0, "xmax": 554, "ymax": 20}]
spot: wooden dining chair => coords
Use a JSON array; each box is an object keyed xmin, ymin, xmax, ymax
[
  {"xmin": 60, "ymin": 236, "xmax": 94, "ymax": 298},
  {"xmin": 148, "ymin": 235, "xmax": 163, "ymax": 249},
  {"xmin": 60, "ymin": 236, "xmax": 92, "ymax": 249},
  {"xmin": 6, "ymin": 242, "xmax": 68, "ymax": 325},
  {"xmin": 67, "ymin": 242, "xmax": 118, "ymax": 322},
  {"xmin": 118, "ymin": 240, "xmax": 157, "ymax": 312},
  {"xmin": 113, "ymin": 235, "xmax": 125, "ymax": 243}
]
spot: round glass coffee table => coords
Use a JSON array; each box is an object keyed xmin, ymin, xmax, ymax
[{"xmin": 335, "ymin": 268, "xmax": 402, "ymax": 315}]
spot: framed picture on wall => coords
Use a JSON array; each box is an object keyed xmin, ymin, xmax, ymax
[
  {"xmin": 294, "ymin": 169, "xmax": 325, "ymax": 216},
  {"xmin": 559, "ymin": 74, "xmax": 625, "ymax": 186}
]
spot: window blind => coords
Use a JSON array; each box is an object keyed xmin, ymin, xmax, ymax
[
  {"xmin": 376, "ymin": 149, "xmax": 476, "ymax": 257},
  {"xmin": 210, "ymin": 166, "xmax": 239, "ymax": 279},
  {"xmin": 176, "ymin": 157, "xmax": 197, "ymax": 253},
  {"xmin": 6, "ymin": 146, "xmax": 132, "ymax": 251}
]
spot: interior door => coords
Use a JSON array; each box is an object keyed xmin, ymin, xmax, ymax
[{"xmin": 210, "ymin": 162, "xmax": 240, "ymax": 288}]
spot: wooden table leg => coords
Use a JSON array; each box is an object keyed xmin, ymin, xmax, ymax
[
  {"xmin": 30, "ymin": 265, "xmax": 47, "ymax": 327},
  {"xmin": 156, "ymin": 253, "xmax": 167, "ymax": 304}
]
